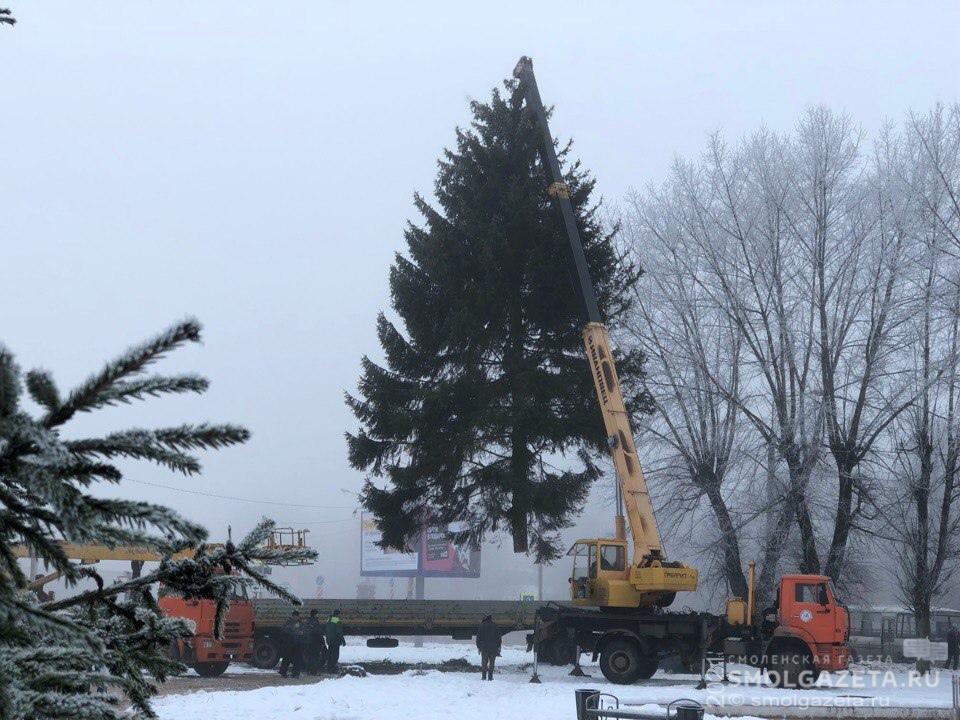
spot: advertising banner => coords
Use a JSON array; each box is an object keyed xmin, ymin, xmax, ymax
[
  {"xmin": 360, "ymin": 513, "xmax": 481, "ymax": 578},
  {"xmin": 360, "ymin": 513, "xmax": 418, "ymax": 576}
]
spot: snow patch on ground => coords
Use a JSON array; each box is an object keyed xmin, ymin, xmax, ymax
[{"xmin": 157, "ymin": 640, "xmax": 955, "ymax": 719}]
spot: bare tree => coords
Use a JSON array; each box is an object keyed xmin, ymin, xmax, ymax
[
  {"xmin": 623, "ymin": 107, "xmax": 941, "ymax": 602},
  {"xmin": 624, "ymin": 128, "xmax": 825, "ymax": 602},
  {"xmin": 688, "ymin": 128, "xmax": 825, "ymax": 589},
  {"xmin": 875, "ymin": 105, "xmax": 960, "ymax": 659},
  {"xmin": 793, "ymin": 110, "xmax": 918, "ymax": 579},
  {"xmin": 624, "ymin": 205, "xmax": 751, "ymax": 598},
  {"xmin": 879, "ymin": 268, "xmax": 960, "ymax": 669}
]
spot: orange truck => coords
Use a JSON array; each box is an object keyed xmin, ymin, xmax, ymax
[
  {"xmin": 160, "ymin": 592, "xmax": 256, "ymax": 677},
  {"xmin": 534, "ymin": 567, "xmax": 849, "ymax": 688},
  {"xmin": 14, "ymin": 541, "xmax": 262, "ymax": 678}
]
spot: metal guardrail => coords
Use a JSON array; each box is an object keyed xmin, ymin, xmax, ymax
[{"xmin": 574, "ymin": 690, "xmax": 704, "ymax": 720}]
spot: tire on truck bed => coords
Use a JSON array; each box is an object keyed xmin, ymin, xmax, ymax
[
  {"xmin": 193, "ymin": 661, "xmax": 230, "ymax": 678},
  {"xmin": 251, "ymin": 635, "xmax": 280, "ymax": 669}
]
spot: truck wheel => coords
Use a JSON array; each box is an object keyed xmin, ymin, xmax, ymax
[
  {"xmin": 193, "ymin": 661, "xmax": 230, "ymax": 678},
  {"xmin": 600, "ymin": 638, "xmax": 644, "ymax": 684},
  {"xmin": 251, "ymin": 637, "xmax": 280, "ymax": 669},
  {"xmin": 767, "ymin": 648, "xmax": 817, "ymax": 689}
]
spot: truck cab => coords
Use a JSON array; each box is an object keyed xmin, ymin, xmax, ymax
[
  {"xmin": 160, "ymin": 586, "xmax": 255, "ymax": 677},
  {"xmin": 772, "ymin": 575, "xmax": 849, "ymax": 672}
]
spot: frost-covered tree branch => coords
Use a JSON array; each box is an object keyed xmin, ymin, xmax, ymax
[{"xmin": 0, "ymin": 320, "xmax": 317, "ymax": 720}]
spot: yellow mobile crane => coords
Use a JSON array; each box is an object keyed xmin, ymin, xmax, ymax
[
  {"xmin": 514, "ymin": 59, "xmax": 850, "ymax": 687},
  {"xmin": 513, "ymin": 57, "xmax": 697, "ymax": 609}
]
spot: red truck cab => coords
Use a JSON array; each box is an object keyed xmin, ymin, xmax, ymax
[
  {"xmin": 159, "ymin": 591, "xmax": 255, "ymax": 677},
  {"xmin": 763, "ymin": 575, "xmax": 849, "ymax": 686}
]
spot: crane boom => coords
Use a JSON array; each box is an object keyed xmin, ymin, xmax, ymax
[
  {"xmin": 513, "ymin": 57, "xmax": 697, "ymax": 606},
  {"xmin": 512, "ymin": 56, "xmax": 661, "ymax": 565}
]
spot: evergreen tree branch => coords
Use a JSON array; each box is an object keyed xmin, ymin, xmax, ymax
[
  {"xmin": 25, "ymin": 370, "xmax": 60, "ymax": 413},
  {"xmin": 43, "ymin": 319, "xmax": 202, "ymax": 428}
]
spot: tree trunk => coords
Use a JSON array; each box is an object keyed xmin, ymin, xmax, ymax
[
  {"xmin": 506, "ymin": 267, "xmax": 530, "ymax": 554},
  {"xmin": 509, "ymin": 424, "xmax": 530, "ymax": 553},
  {"xmin": 704, "ymin": 484, "xmax": 748, "ymax": 598},
  {"xmin": 795, "ymin": 498, "xmax": 821, "ymax": 574},
  {"xmin": 823, "ymin": 461, "xmax": 856, "ymax": 579}
]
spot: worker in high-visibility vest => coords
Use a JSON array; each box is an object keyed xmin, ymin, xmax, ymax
[{"xmin": 324, "ymin": 609, "xmax": 346, "ymax": 673}]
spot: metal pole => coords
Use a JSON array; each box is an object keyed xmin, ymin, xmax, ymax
[
  {"xmin": 414, "ymin": 575, "xmax": 425, "ymax": 648},
  {"xmin": 530, "ymin": 613, "xmax": 542, "ymax": 684},
  {"xmin": 537, "ymin": 561, "xmax": 543, "ymax": 601},
  {"xmin": 696, "ymin": 616, "xmax": 708, "ymax": 690}
]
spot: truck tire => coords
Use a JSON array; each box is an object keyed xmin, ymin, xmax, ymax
[
  {"xmin": 599, "ymin": 638, "xmax": 644, "ymax": 684},
  {"xmin": 251, "ymin": 636, "xmax": 280, "ymax": 669},
  {"xmin": 193, "ymin": 661, "xmax": 230, "ymax": 678},
  {"xmin": 767, "ymin": 645, "xmax": 818, "ymax": 689}
]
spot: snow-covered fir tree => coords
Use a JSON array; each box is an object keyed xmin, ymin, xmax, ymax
[{"xmin": 0, "ymin": 320, "xmax": 315, "ymax": 719}]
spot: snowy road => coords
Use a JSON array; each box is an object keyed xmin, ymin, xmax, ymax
[{"xmin": 154, "ymin": 641, "xmax": 956, "ymax": 720}]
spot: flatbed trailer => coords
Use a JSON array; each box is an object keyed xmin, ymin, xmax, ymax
[{"xmin": 249, "ymin": 598, "xmax": 555, "ymax": 668}]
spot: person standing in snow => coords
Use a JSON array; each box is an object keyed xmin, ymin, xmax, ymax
[
  {"xmin": 476, "ymin": 614, "xmax": 502, "ymax": 680},
  {"xmin": 278, "ymin": 611, "xmax": 302, "ymax": 678},
  {"xmin": 304, "ymin": 609, "xmax": 327, "ymax": 674},
  {"xmin": 947, "ymin": 624, "xmax": 960, "ymax": 670},
  {"xmin": 324, "ymin": 609, "xmax": 346, "ymax": 673}
]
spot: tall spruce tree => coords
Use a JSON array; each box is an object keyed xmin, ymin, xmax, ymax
[
  {"xmin": 346, "ymin": 77, "xmax": 650, "ymax": 561},
  {"xmin": 0, "ymin": 320, "xmax": 315, "ymax": 719}
]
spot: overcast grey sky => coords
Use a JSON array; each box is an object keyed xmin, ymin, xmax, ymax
[{"xmin": 2, "ymin": 2, "xmax": 958, "ymax": 601}]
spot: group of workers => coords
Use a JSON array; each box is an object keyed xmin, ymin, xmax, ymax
[
  {"xmin": 276, "ymin": 609, "xmax": 504, "ymax": 680},
  {"xmin": 277, "ymin": 608, "xmax": 346, "ymax": 677}
]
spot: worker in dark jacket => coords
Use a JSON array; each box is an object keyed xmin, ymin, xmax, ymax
[
  {"xmin": 278, "ymin": 611, "xmax": 302, "ymax": 678},
  {"xmin": 304, "ymin": 609, "xmax": 327, "ymax": 674},
  {"xmin": 324, "ymin": 609, "xmax": 346, "ymax": 673},
  {"xmin": 947, "ymin": 624, "xmax": 960, "ymax": 670},
  {"xmin": 476, "ymin": 615, "xmax": 502, "ymax": 680}
]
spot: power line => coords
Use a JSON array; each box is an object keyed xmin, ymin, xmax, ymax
[{"xmin": 125, "ymin": 479, "xmax": 355, "ymax": 510}]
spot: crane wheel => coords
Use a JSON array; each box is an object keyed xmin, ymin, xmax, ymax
[{"xmin": 599, "ymin": 638, "xmax": 645, "ymax": 684}]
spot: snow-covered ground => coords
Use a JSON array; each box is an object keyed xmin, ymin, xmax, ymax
[{"xmin": 157, "ymin": 640, "xmax": 956, "ymax": 719}]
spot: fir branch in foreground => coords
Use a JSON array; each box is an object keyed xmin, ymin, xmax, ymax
[{"xmin": 43, "ymin": 319, "xmax": 202, "ymax": 428}]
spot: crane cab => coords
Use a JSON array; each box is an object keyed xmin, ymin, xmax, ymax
[{"xmin": 568, "ymin": 539, "xmax": 697, "ymax": 609}]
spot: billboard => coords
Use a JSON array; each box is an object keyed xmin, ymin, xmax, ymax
[
  {"xmin": 360, "ymin": 513, "xmax": 418, "ymax": 575},
  {"xmin": 360, "ymin": 513, "xmax": 481, "ymax": 578}
]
